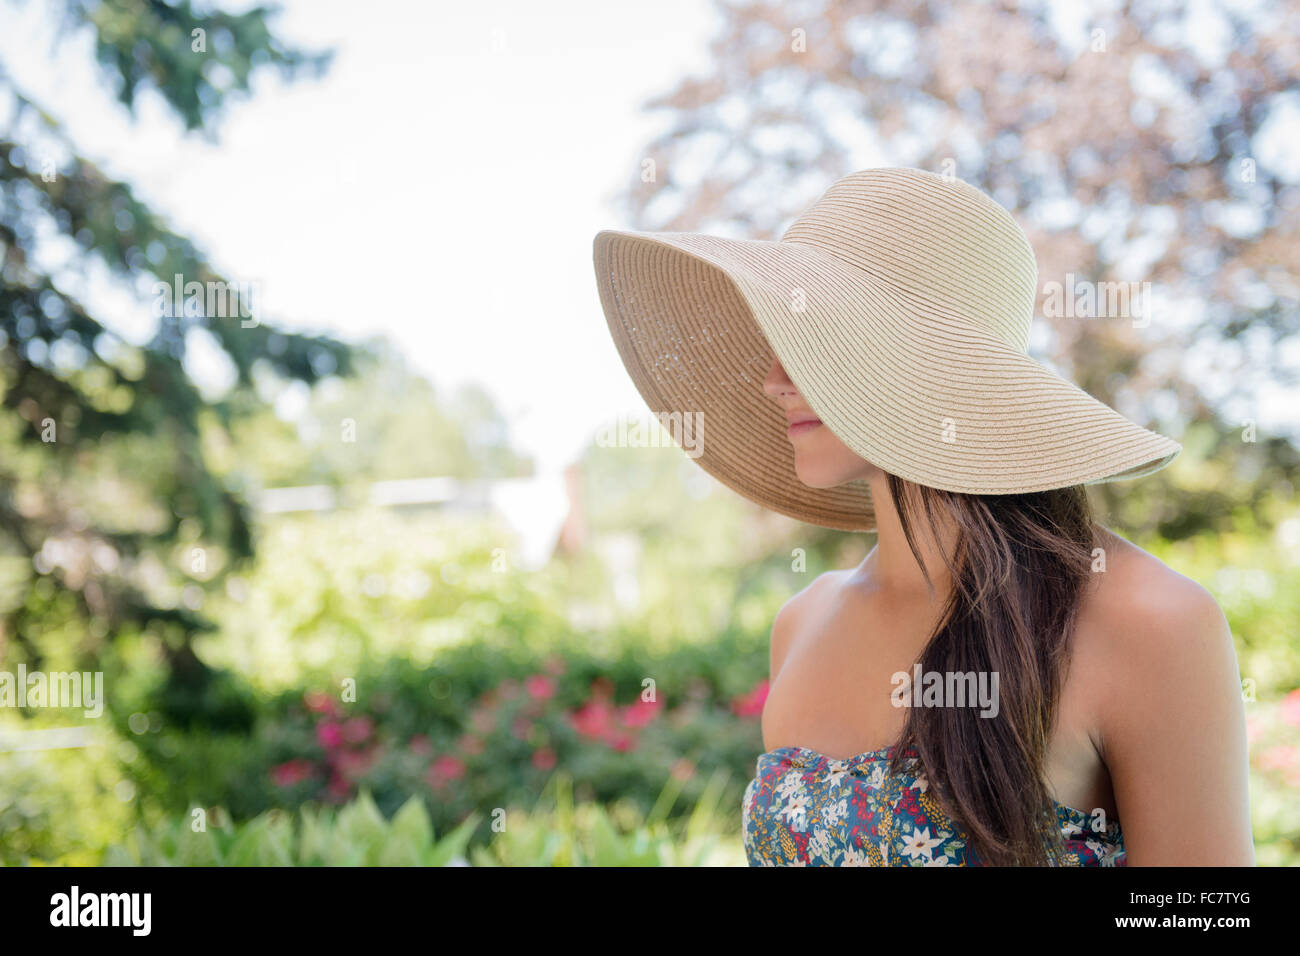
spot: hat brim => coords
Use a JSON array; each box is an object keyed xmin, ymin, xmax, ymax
[{"xmin": 593, "ymin": 228, "xmax": 1181, "ymax": 533}]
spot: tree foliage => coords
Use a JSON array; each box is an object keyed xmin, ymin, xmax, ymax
[{"xmin": 0, "ymin": 0, "xmax": 350, "ymax": 691}]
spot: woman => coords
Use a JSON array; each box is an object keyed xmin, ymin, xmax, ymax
[{"xmin": 591, "ymin": 166, "xmax": 1254, "ymax": 866}]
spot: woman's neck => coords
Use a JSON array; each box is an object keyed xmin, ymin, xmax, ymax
[{"xmin": 856, "ymin": 473, "xmax": 959, "ymax": 602}]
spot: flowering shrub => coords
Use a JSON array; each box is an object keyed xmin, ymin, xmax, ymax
[
  {"xmin": 1248, "ymin": 687, "xmax": 1300, "ymax": 865},
  {"xmin": 263, "ymin": 652, "xmax": 767, "ymax": 831},
  {"xmin": 116, "ymin": 631, "xmax": 773, "ymax": 844}
]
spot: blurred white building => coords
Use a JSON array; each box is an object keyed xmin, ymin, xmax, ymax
[{"xmin": 254, "ymin": 464, "xmax": 583, "ymax": 573}]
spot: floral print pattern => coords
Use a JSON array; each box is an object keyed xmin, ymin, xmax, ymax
[{"xmin": 743, "ymin": 745, "xmax": 1126, "ymax": 867}]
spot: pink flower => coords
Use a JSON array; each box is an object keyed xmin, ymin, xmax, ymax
[
  {"xmin": 316, "ymin": 721, "xmax": 343, "ymax": 749},
  {"xmin": 525, "ymin": 674, "xmax": 557, "ymax": 701},
  {"xmin": 427, "ymin": 754, "xmax": 466, "ymax": 789},
  {"xmin": 569, "ymin": 698, "xmax": 615, "ymax": 741},
  {"xmin": 619, "ymin": 697, "xmax": 661, "ymax": 728},
  {"xmin": 335, "ymin": 747, "xmax": 377, "ymax": 778},
  {"xmin": 271, "ymin": 759, "xmax": 315, "ymax": 787},
  {"xmin": 608, "ymin": 732, "xmax": 636, "ymax": 753},
  {"xmin": 341, "ymin": 716, "xmax": 373, "ymax": 744},
  {"xmin": 532, "ymin": 747, "xmax": 557, "ymax": 771},
  {"xmin": 731, "ymin": 679, "xmax": 769, "ymax": 718},
  {"xmin": 1280, "ymin": 688, "xmax": 1300, "ymax": 727},
  {"xmin": 458, "ymin": 733, "xmax": 486, "ymax": 755}
]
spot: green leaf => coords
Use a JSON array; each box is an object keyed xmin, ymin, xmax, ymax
[
  {"xmin": 335, "ymin": 790, "xmax": 387, "ymax": 863},
  {"xmin": 428, "ymin": 812, "xmax": 480, "ymax": 868},
  {"xmin": 389, "ymin": 797, "xmax": 433, "ymax": 852}
]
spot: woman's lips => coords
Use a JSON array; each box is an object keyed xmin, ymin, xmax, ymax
[{"xmin": 787, "ymin": 419, "xmax": 822, "ymax": 437}]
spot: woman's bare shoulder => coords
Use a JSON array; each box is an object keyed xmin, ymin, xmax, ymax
[
  {"xmin": 1076, "ymin": 529, "xmax": 1252, "ymax": 862},
  {"xmin": 769, "ymin": 569, "xmax": 847, "ymax": 678},
  {"xmin": 1081, "ymin": 529, "xmax": 1226, "ymax": 640},
  {"xmin": 778, "ymin": 568, "xmax": 849, "ymax": 619},
  {"xmin": 1077, "ymin": 527, "xmax": 1239, "ymax": 747}
]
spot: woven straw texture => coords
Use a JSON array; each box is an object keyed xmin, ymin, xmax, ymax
[{"xmin": 592, "ymin": 167, "xmax": 1181, "ymax": 532}]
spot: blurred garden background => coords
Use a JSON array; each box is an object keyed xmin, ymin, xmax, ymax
[{"xmin": 0, "ymin": 0, "xmax": 1297, "ymax": 866}]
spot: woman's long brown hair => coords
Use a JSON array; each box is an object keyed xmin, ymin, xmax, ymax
[{"xmin": 883, "ymin": 474, "xmax": 1100, "ymax": 866}]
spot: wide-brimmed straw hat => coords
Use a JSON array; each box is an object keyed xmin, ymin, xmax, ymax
[{"xmin": 591, "ymin": 166, "xmax": 1181, "ymax": 532}]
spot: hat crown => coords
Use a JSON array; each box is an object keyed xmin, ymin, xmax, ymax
[{"xmin": 780, "ymin": 167, "xmax": 1037, "ymax": 352}]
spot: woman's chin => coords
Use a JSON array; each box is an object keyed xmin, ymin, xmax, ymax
[
  {"xmin": 792, "ymin": 464, "xmax": 845, "ymax": 489},
  {"xmin": 790, "ymin": 439, "xmax": 878, "ymax": 488}
]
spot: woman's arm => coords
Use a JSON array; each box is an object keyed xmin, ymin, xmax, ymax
[{"xmin": 1098, "ymin": 574, "xmax": 1255, "ymax": 865}]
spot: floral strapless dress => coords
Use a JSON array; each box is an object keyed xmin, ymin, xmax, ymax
[{"xmin": 743, "ymin": 745, "xmax": 1126, "ymax": 866}]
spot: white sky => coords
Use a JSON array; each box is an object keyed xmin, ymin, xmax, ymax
[{"xmin": 0, "ymin": 0, "xmax": 720, "ymax": 477}]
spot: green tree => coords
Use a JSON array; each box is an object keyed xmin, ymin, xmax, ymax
[{"xmin": 0, "ymin": 0, "xmax": 353, "ymax": 714}]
